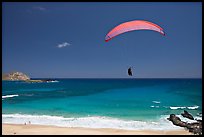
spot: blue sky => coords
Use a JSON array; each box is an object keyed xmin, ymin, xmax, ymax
[{"xmin": 2, "ymin": 2, "xmax": 202, "ymax": 78}]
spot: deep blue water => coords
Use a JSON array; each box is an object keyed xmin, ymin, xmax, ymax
[{"xmin": 2, "ymin": 79, "xmax": 202, "ymax": 130}]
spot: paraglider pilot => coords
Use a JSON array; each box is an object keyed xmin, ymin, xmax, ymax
[{"xmin": 128, "ymin": 67, "xmax": 133, "ymax": 76}]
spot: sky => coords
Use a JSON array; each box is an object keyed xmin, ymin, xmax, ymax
[{"xmin": 2, "ymin": 2, "xmax": 202, "ymax": 78}]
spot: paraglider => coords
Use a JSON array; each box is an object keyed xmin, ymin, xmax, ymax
[
  {"xmin": 105, "ymin": 20, "xmax": 165, "ymax": 42},
  {"xmin": 105, "ymin": 20, "xmax": 165, "ymax": 76},
  {"xmin": 128, "ymin": 67, "xmax": 133, "ymax": 76}
]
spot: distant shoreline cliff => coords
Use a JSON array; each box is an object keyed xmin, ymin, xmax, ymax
[
  {"xmin": 2, "ymin": 72, "xmax": 30, "ymax": 81},
  {"xmin": 2, "ymin": 72, "xmax": 57, "ymax": 83}
]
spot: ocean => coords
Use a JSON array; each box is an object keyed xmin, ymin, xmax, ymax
[{"xmin": 2, "ymin": 78, "xmax": 202, "ymax": 130}]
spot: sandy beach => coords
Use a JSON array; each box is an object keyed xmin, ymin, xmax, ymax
[{"xmin": 2, "ymin": 124, "xmax": 193, "ymax": 135}]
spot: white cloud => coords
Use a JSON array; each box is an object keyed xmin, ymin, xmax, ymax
[
  {"xmin": 57, "ymin": 42, "xmax": 71, "ymax": 48},
  {"xmin": 27, "ymin": 6, "xmax": 47, "ymax": 14},
  {"xmin": 33, "ymin": 6, "xmax": 47, "ymax": 11}
]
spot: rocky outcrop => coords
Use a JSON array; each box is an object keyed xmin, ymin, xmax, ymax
[
  {"xmin": 186, "ymin": 121, "xmax": 202, "ymax": 135},
  {"xmin": 2, "ymin": 72, "xmax": 58, "ymax": 83},
  {"xmin": 167, "ymin": 114, "xmax": 187, "ymax": 127},
  {"xmin": 167, "ymin": 110, "xmax": 202, "ymax": 135},
  {"xmin": 2, "ymin": 72, "xmax": 30, "ymax": 81},
  {"xmin": 181, "ymin": 110, "xmax": 194, "ymax": 120}
]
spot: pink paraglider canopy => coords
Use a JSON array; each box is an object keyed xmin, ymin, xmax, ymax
[{"xmin": 105, "ymin": 20, "xmax": 165, "ymax": 42}]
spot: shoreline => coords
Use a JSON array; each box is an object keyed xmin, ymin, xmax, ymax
[{"xmin": 2, "ymin": 123, "xmax": 193, "ymax": 135}]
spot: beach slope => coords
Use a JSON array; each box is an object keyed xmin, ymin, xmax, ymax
[{"xmin": 2, "ymin": 124, "xmax": 192, "ymax": 135}]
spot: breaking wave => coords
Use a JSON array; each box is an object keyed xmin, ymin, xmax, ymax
[
  {"xmin": 2, "ymin": 94, "xmax": 19, "ymax": 100},
  {"xmin": 152, "ymin": 101, "xmax": 161, "ymax": 104},
  {"xmin": 169, "ymin": 106, "xmax": 199, "ymax": 110},
  {"xmin": 2, "ymin": 114, "xmax": 186, "ymax": 130}
]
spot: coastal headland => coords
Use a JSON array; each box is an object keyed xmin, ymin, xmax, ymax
[{"xmin": 2, "ymin": 71, "xmax": 55, "ymax": 83}]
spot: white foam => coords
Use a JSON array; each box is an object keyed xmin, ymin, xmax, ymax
[
  {"xmin": 169, "ymin": 105, "xmax": 199, "ymax": 110},
  {"xmin": 2, "ymin": 114, "xmax": 184, "ymax": 130},
  {"xmin": 46, "ymin": 80, "xmax": 59, "ymax": 83},
  {"xmin": 197, "ymin": 113, "xmax": 202, "ymax": 117},
  {"xmin": 169, "ymin": 106, "xmax": 186, "ymax": 110},
  {"xmin": 2, "ymin": 94, "xmax": 19, "ymax": 99},
  {"xmin": 187, "ymin": 106, "xmax": 199, "ymax": 110},
  {"xmin": 150, "ymin": 106, "xmax": 159, "ymax": 108},
  {"xmin": 176, "ymin": 115, "xmax": 202, "ymax": 123},
  {"xmin": 152, "ymin": 101, "xmax": 161, "ymax": 104}
]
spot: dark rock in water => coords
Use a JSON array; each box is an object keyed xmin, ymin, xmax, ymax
[
  {"xmin": 167, "ymin": 114, "xmax": 181, "ymax": 122},
  {"xmin": 187, "ymin": 122, "xmax": 202, "ymax": 135},
  {"xmin": 181, "ymin": 110, "xmax": 194, "ymax": 120},
  {"xmin": 167, "ymin": 113, "xmax": 202, "ymax": 135},
  {"xmin": 186, "ymin": 122, "xmax": 201, "ymax": 129},
  {"xmin": 196, "ymin": 119, "xmax": 202, "ymax": 123},
  {"xmin": 167, "ymin": 114, "xmax": 181, "ymax": 121},
  {"xmin": 41, "ymin": 79, "xmax": 56, "ymax": 82},
  {"xmin": 167, "ymin": 114, "xmax": 187, "ymax": 127},
  {"xmin": 193, "ymin": 128, "xmax": 202, "ymax": 135}
]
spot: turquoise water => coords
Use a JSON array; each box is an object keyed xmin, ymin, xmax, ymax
[{"xmin": 2, "ymin": 79, "xmax": 202, "ymax": 130}]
